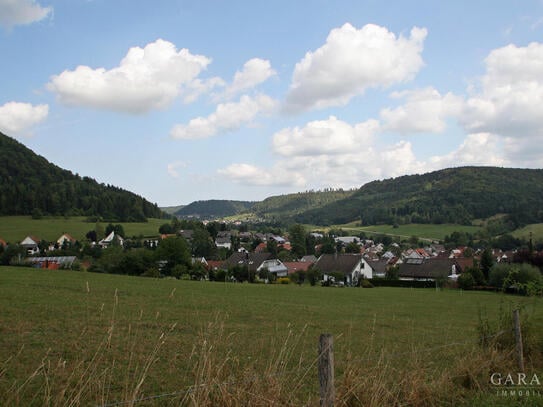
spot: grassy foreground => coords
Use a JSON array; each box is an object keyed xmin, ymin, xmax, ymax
[{"xmin": 0, "ymin": 267, "xmax": 542, "ymax": 406}]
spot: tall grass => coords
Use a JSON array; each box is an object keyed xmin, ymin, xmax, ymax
[{"xmin": 1, "ymin": 267, "xmax": 541, "ymax": 406}]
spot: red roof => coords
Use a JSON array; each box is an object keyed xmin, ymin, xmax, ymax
[
  {"xmin": 254, "ymin": 242, "xmax": 267, "ymax": 253},
  {"xmin": 0, "ymin": 238, "xmax": 6, "ymax": 247},
  {"xmin": 206, "ymin": 260, "xmax": 224, "ymax": 270},
  {"xmin": 283, "ymin": 262, "xmax": 312, "ymax": 274}
]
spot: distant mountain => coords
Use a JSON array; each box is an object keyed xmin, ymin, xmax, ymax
[
  {"xmin": 174, "ymin": 199, "xmax": 255, "ymax": 219},
  {"xmin": 0, "ymin": 132, "xmax": 163, "ymax": 221},
  {"xmin": 161, "ymin": 205, "xmax": 185, "ymax": 215},
  {"xmin": 293, "ymin": 167, "xmax": 543, "ymax": 226}
]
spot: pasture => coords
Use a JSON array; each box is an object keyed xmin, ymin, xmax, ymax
[
  {"xmin": 0, "ymin": 267, "xmax": 542, "ymax": 406},
  {"xmin": 0, "ymin": 216, "xmax": 166, "ymax": 243}
]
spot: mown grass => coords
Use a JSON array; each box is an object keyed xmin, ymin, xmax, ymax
[
  {"xmin": 1, "ymin": 266, "xmax": 542, "ymax": 406},
  {"xmin": 0, "ymin": 216, "xmax": 166, "ymax": 243},
  {"xmin": 513, "ymin": 223, "xmax": 543, "ymax": 242}
]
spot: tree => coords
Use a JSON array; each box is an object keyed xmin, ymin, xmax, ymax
[
  {"xmin": 105, "ymin": 223, "xmax": 125, "ymax": 238},
  {"xmin": 480, "ymin": 248, "xmax": 494, "ymax": 281},
  {"xmin": 156, "ymin": 237, "xmax": 191, "ymax": 276},
  {"xmin": 158, "ymin": 223, "xmax": 173, "ymax": 234},
  {"xmin": 289, "ymin": 224, "xmax": 307, "ymax": 259}
]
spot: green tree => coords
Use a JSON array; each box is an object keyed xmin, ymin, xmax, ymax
[
  {"xmin": 289, "ymin": 224, "xmax": 307, "ymax": 259},
  {"xmin": 156, "ymin": 237, "xmax": 191, "ymax": 276},
  {"xmin": 480, "ymin": 248, "xmax": 494, "ymax": 281}
]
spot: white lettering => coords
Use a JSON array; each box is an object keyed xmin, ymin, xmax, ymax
[{"xmin": 491, "ymin": 373, "xmax": 502, "ymax": 385}]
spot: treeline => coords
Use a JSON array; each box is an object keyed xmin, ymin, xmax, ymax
[
  {"xmin": 174, "ymin": 199, "xmax": 255, "ymax": 219},
  {"xmin": 294, "ymin": 167, "xmax": 543, "ymax": 226},
  {"xmin": 0, "ymin": 132, "xmax": 163, "ymax": 221}
]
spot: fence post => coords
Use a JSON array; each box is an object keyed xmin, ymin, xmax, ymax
[
  {"xmin": 513, "ymin": 309, "xmax": 524, "ymax": 372},
  {"xmin": 318, "ymin": 333, "xmax": 334, "ymax": 407}
]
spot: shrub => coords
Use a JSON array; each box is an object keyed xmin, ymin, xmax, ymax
[
  {"xmin": 457, "ymin": 273, "xmax": 475, "ymax": 290},
  {"xmin": 277, "ymin": 277, "xmax": 290, "ymax": 284},
  {"xmin": 360, "ymin": 279, "xmax": 374, "ymax": 288},
  {"xmin": 488, "ymin": 263, "xmax": 511, "ymax": 288}
]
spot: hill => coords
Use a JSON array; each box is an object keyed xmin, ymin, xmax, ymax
[
  {"xmin": 293, "ymin": 167, "xmax": 543, "ymax": 226},
  {"xmin": 174, "ymin": 199, "xmax": 255, "ymax": 219},
  {"xmin": 0, "ymin": 132, "xmax": 163, "ymax": 221}
]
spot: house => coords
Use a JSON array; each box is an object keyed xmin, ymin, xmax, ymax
[
  {"xmin": 178, "ymin": 230, "xmax": 194, "ymax": 241},
  {"xmin": 215, "ymin": 236, "xmax": 232, "ymax": 250},
  {"xmin": 57, "ymin": 233, "xmax": 76, "ymax": 248},
  {"xmin": 368, "ymin": 258, "xmax": 390, "ymax": 278},
  {"xmin": 222, "ymin": 252, "xmax": 272, "ymax": 275},
  {"xmin": 398, "ymin": 258, "xmax": 459, "ymax": 281},
  {"xmin": 257, "ymin": 259, "xmax": 288, "ymax": 277},
  {"xmin": 98, "ymin": 231, "xmax": 124, "ymax": 248},
  {"xmin": 300, "ymin": 255, "xmax": 318, "ymax": 263},
  {"xmin": 20, "ymin": 236, "xmax": 40, "ymax": 255},
  {"xmin": 315, "ymin": 253, "xmax": 372, "ymax": 285},
  {"xmin": 283, "ymin": 261, "xmax": 313, "ymax": 275}
]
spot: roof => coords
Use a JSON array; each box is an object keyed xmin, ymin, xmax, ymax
[
  {"xmin": 222, "ymin": 252, "xmax": 272, "ymax": 272},
  {"xmin": 283, "ymin": 261, "xmax": 313, "ymax": 274},
  {"xmin": 57, "ymin": 233, "xmax": 76, "ymax": 244},
  {"xmin": 315, "ymin": 254, "xmax": 363, "ymax": 275},
  {"xmin": 26, "ymin": 256, "xmax": 77, "ymax": 266},
  {"xmin": 300, "ymin": 255, "xmax": 317, "ymax": 263},
  {"xmin": 0, "ymin": 238, "xmax": 7, "ymax": 247},
  {"xmin": 21, "ymin": 236, "xmax": 40, "ymax": 246},
  {"xmin": 369, "ymin": 259, "xmax": 389, "ymax": 275},
  {"xmin": 398, "ymin": 258, "xmax": 458, "ymax": 280}
]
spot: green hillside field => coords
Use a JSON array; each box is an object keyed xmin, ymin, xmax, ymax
[
  {"xmin": 1, "ymin": 266, "xmax": 541, "ymax": 406},
  {"xmin": 0, "ymin": 216, "xmax": 165, "ymax": 243}
]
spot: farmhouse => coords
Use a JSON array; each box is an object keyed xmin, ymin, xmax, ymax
[
  {"xmin": 222, "ymin": 252, "xmax": 273, "ymax": 274},
  {"xmin": 20, "ymin": 236, "xmax": 40, "ymax": 255},
  {"xmin": 315, "ymin": 253, "xmax": 372, "ymax": 285},
  {"xmin": 57, "ymin": 233, "xmax": 76, "ymax": 247},
  {"xmin": 98, "ymin": 231, "xmax": 124, "ymax": 248}
]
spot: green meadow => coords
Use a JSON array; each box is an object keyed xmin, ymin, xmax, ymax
[
  {"xmin": 1, "ymin": 266, "xmax": 541, "ymax": 406},
  {"xmin": 0, "ymin": 216, "xmax": 166, "ymax": 243}
]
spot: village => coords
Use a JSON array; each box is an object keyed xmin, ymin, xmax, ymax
[{"xmin": 0, "ymin": 224, "xmax": 526, "ymax": 289}]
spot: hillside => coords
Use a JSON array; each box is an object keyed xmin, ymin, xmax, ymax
[
  {"xmin": 293, "ymin": 167, "xmax": 543, "ymax": 226},
  {"xmin": 251, "ymin": 189, "xmax": 356, "ymax": 221},
  {"xmin": 0, "ymin": 132, "xmax": 163, "ymax": 221},
  {"xmin": 174, "ymin": 199, "xmax": 255, "ymax": 219}
]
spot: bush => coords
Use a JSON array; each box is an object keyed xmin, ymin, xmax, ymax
[
  {"xmin": 488, "ymin": 263, "xmax": 511, "ymax": 288},
  {"xmin": 360, "ymin": 279, "xmax": 374, "ymax": 288},
  {"xmin": 457, "ymin": 273, "xmax": 476, "ymax": 290},
  {"xmin": 277, "ymin": 277, "xmax": 290, "ymax": 284}
]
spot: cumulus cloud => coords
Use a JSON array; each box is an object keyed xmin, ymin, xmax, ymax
[
  {"xmin": 455, "ymin": 42, "xmax": 543, "ymax": 166},
  {"xmin": 285, "ymin": 23, "xmax": 427, "ymax": 112},
  {"xmin": 0, "ymin": 0, "xmax": 52, "ymax": 28},
  {"xmin": 47, "ymin": 39, "xmax": 212, "ymax": 114},
  {"xmin": 0, "ymin": 101, "xmax": 48, "ymax": 136},
  {"xmin": 170, "ymin": 94, "xmax": 277, "ymax": 139},
  {"xmin": 428, "ymin": 133, "xmax": 507, "ymax": 169},
  {"xmin": 273, "ymin": 116, "xmax": 379, "ymax": 156},
  {"xmin": 219, "ymin": 58, "xmax": 276, "ymax": 100},
  {"xmin": 183, "ymin": 77, "xmax": 225, "ymax": 104},
  {"xmin": 381, "ymin": 87, "xmax": 463, "ymax": 134},
  {"xmin": 218, "ymin": 163, "xmax": 306, "ymax": 187}
]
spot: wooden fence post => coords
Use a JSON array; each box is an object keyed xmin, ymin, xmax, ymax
[
  {"xmin": 318, "ymin": 334, "xmax": 334, "ymax": 407},
  {"xmin": 513, "ymin": 309, "xmax": 524, "ymax": 372}
]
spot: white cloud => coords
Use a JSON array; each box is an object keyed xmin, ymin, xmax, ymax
[
  {"xmin": 273, "ymin": 116, "xmax": 378, "ymax": 156},
  {"xmin": 460, "ymin": 42, "xmax": 543, "ymax": 165},
  {"xmin": 218, "ymin": 163, "xmax": 306, "ymax": 187},
  {"xmin": 167, "ymin": 161, "xmax": 187, "ymax": 178},
  {"xmin": 47, "ymin": 39, "xmax": 211, "ymax": 114},
  {"xmin": 285, "ymin": 23, "xmax": 427, "ymax": 112},
  {"xmin": 381, "ymin": 87, "xmax": 463, "ymax": 134},
  {"xmin": 219, "ymin": 58, "xmax": 276, "ymax": 100},
  {"xmin": 170, "ymin": 94, "xmax": 277, "ymax": 139},
  {"xmin": 0, "ymin": 0, "xmax": 52, "ymax": 28},
  {"xmin": 183, "ymin": 77, "xmax": 225, "ymax": 104},
  {"xmin": 0, "ymin": 101, "xmax": 48, "ymax": 136},
  {"xmin": 429, "ymin": 133, "xmax": 507, "ymax": 168}
]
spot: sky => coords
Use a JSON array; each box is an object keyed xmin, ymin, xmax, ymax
[{"xmin": 1, "ymin": 0, "xmax": 543, "ymax": 207}]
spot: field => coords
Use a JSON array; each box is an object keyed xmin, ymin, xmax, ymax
[
  {"xmin": 309, "ymin": 222, "xmax": 482, "ymax": 242},
  {"xmin": 0, "ymin": 216, "xmax": 166, "ymax": 243},
  {"xmin": 1, "ymin": 267, "xmax": 542, "ymax": 406},
  {"xmin": 513, "ymin": 223, "xmax": 543, "ymax": 242}
]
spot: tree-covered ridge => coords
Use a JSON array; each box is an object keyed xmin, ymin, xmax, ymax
[
  {"xmin": 0, "ymin": 132, "xmax": 163, "ymax": 221},
  {"xmin": 174, "ymin": 199, "xmax": 255, "ymax": 219},
  {"xmin": 252, "ymin": 189, "xmax": 356, "ymax": 221},
  {"xmin": 294, "ymin": 167, "xmax": 543, "ymax": 226}
]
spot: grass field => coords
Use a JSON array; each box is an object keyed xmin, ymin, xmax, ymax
[
  {"xmin": 308, "ymin": 222, "xmax": 482, "ymax": 241},
  {"xmin": 0, "ymin": 216, "xmax": 166, "ymax": 243},
  {"xmin": 513, "ymin": 223, "xmax": 543, "ymax": 242},
  {"xmin": 1, "ymin": 266, "xmax": 541, "ymax": 406}
]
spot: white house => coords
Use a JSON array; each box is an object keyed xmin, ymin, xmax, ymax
[{"xmin": 98, "ymin": 231, "xmax": 124, "ymax": 248}]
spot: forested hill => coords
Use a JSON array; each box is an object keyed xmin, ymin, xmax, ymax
[
  {"xmin": 0, "ymin": 132, "xmax": 163, "ymax": 221},
  {"xmin": 293, "ymin": 167, "xmax": 543, "ymax": 226},
  {"xmin": 174, "ymin": 200, "xmax": 255, "ymax": 219}
]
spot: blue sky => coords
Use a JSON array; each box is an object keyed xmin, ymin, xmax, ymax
[{"xmin": 2, "ymin": 0, "xmax": 543, "ymax": 206}]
